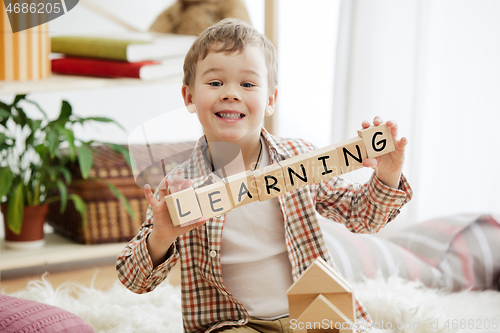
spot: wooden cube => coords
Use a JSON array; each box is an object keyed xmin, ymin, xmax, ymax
[
  {"xmin": 253, "ymin": 164, "xmax": 286, "ymax": 201},
  {"xmin": 295, "ymin": 294, "xmax": 351, "ymax": 329},
  {"xmin": 308, "ymin": 145, "xmax": 342, "ymax": 183},
  {"xmin": 357, "ymin": 123, "xmax": 396, "ymax": 158},
  {"xmin": 165, "ymin": 187, "xmax": 203, "ymax": 226},
  {"xmin": 225, "ymin": 171, "xmax": 258, "ymax": 208},
  {"xmin": 336, "ymin": 137, "xmax": 368, "ymax": 174},
  {"xmin": 195, "ymin": 182, "xmax": 232, "ymax": 219},
  {"xmin": 279, "ymin": 155, "xmax": 314, "ymax": 192}
]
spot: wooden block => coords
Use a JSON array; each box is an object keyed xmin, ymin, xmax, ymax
[
  {"xmin": 336, "ymin": 137, "xmax": 368, "ymax": 174},
  {"xmin": 225, "ymin": 171, "xmax": 258, "ymax": 208},
  {"xmin": 296, "ymin": 294, "xmax": 351, "ymax": 328},
  {"xmin": 308, "ymin": 144, "xmax": 343, "ymax": 183},
  {"xmin": 165, "ymin": 187, "xmax": 203, "ymax": 226},
  {"xmin": 288, "ymin": 292, "xmax": 355, "ymax": 324},
  {"xmin": 322, "ymin": 292, "xmax": 355, "ymax": 323},
  {"xmin": 195, "ymin": 182, "xmax": 232, "ymax": 219},
  {"xmin": 279, "ymin": 155, "xmax": 314, "ymax": 192},
  {"xmin": 287, "ymin": 259, "xmax": 352, "ymax": 296},
  {"xmin": 297, "ymin": 294, "xmax": 350, "ymax": 332},
  {"xmin": 357, "ymin": 122, "xmax": 396, "ymax": 158},
  {"xmin": 252, "ymin": 163, "xmax": 286, "ymax": 201}
]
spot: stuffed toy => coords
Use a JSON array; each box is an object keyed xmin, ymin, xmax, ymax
[{"xmin": 149, "ymin": 0, "xmax": 251, "ymax": 36}]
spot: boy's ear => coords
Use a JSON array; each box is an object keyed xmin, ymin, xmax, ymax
[
  {"xmin": 182, "ymin": 84, "xmax": 197, "ymax": 114},
  {"xmin": 265, "ymin": 88, "xmax": 278, "ymax": 117}
]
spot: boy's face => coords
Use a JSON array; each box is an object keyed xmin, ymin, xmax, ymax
[{"xmin": 182, "ymin": 45, "xmax": 277, "ymax": 146}]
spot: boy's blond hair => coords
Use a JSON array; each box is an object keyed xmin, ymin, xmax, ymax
[{"xmin": 183, "ymin": 18, "xmax": 278, "ymax": 93}]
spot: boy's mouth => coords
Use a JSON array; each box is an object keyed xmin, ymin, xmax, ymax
[{"xmin": 215, "ymin": 112, "xmax": 245, "ymax": 120}]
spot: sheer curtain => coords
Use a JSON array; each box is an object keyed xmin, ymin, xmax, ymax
[{"xmin": 332, "ymin": 0, "xmax": 500, "ymax": 230}]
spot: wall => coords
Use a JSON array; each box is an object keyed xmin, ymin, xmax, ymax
[
  {"xmin": 336, "ymin": 0, "xmax": 500, "ymax": 232},
  {"xmin": 276, "ymin": 0, "xmax": 340, "ymax": 149}
]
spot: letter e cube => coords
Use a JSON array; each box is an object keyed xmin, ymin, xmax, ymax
[{"xmin": 195, "ymin": 182, "xmax": 232, "ymax": 219}]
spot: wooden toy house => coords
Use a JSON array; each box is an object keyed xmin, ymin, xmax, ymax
[{"xmin": 287, "ymin": 257, "xmax": 356, "ymax": 333}]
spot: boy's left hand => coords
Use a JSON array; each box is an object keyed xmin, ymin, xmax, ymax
[{"xmin": 361, "ymin": 116, "xmax": 407, "ymax": 189}]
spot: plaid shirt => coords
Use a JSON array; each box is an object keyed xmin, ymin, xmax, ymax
[{"xmin": 116, "ymin": 128, "xmax": 413, "ymax": 333}]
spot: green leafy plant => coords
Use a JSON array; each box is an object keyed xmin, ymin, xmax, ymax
[{"xmin": 0, "ymin": 94, "xmax": 134, "ymax": 235}]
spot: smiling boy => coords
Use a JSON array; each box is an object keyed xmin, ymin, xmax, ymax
[{"xmin": 117, "ymin": 18, "xmax": 412, "ymax": 333}]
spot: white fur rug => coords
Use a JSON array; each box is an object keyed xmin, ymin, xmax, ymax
[{"xmin": 5, "ymin": 274, "xmax": 500, "ymax": 333}]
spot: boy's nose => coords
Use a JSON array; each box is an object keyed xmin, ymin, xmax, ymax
[{"xmin": 221, "ymin": 91, "xmax": 241, "ymax": 102}]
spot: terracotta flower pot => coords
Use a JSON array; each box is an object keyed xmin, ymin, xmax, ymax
[{"xmin": 1, "ymin": 204, "xmax": 49, "ymax": 250}]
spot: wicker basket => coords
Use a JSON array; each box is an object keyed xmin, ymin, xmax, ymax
[{"xmin": 47, "ymin": 142, "xmax": 195, "ymax": 244}]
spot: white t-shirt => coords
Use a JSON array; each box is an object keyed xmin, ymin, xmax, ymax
[{"xmin": 220, "ymin": 139, "xmax": 293, "ymax": 319}]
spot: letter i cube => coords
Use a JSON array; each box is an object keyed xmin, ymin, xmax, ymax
[{"xmin": 308, "ymin": 144, "xmax": 342, "ymax": 183}]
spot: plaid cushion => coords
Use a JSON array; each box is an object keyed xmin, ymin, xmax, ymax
[
  {"xmin": 320, "ymin": 219, "xmax": 443, "ymax": 287},
  {"xmin": 389, "ymin": 214, "xmax": 500, "ymax": 291}
]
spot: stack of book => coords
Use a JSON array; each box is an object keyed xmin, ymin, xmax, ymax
[{"xmin": 50, "ymin": 33, "xmax": 196, "ymax": 80}]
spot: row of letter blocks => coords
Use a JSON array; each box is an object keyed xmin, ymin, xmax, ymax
[{"xmin": 165, "ymin": 124, "xmax": 395, "ymax": 226}]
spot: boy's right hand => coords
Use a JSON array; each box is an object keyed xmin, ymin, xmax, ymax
[{"xmin": 144, "ymin": 176, "xmax": 207, "ymax": 267}]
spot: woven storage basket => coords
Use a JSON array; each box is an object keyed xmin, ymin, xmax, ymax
[{"xmin": 47, "ymin": 142, "xmax": 195, "ymax": 244}]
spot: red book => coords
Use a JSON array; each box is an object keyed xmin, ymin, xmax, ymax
[{"xmin": 51, "ymin": 56, "xmax": 183, "ymax": 80}]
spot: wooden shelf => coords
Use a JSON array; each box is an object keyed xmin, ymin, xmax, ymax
[
  {"xmin": 0, "ymin": 73, "xmax": 183, "ymax": 95},
  {"xmin": 0, "ymin": 232, "xmax": 127, "ymax": 272}
]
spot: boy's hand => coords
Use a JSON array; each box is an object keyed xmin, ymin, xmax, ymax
[
  {"xmin": 144, "ymin": 176, "xmax": 207, "ymax": 267},
  {"xmin": 361, "ymin": 116, "xmax": 407, "ymax": 189}
]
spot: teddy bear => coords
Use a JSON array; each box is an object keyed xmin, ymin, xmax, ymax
[{"xmin": 149, "ymin": 0, "xmax": 251, "ymax": 36}]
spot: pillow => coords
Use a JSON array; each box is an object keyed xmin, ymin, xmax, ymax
[
  {"xmin": 0, "ymin": 294, "xmax": 94, "ymax": 333},
  {"xmin": 319, "ymin": 219, "xmax": 443, "ymax": 288},
  {"xmin": 389, "ymin": 214, "xmax": 500, "ymax": 291}
]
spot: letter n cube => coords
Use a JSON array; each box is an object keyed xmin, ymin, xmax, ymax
[{"xmin": 336, "ymin": 137, "xmax": 368, "ymax": 174}]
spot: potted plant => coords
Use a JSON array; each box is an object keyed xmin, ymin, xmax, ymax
[{"xmin": 0, "ymin": 94, "xmax": 132, "ymax": 249}]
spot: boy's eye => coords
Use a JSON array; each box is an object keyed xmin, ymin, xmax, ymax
[
  {"xmin": 208, "ymin": 81, "xmax": 222, "ymax": 87},
  {"xmin": 242, "ymin": 82, "xmax": 255, "ymax": 88}
]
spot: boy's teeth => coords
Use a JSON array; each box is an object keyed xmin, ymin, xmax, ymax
[{"xmin": 218, "ymin": 113, "xmax": 242, "ymax": 119}]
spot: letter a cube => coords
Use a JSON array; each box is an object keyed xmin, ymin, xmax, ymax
[{"xmin": 225, "ymin": 171, "xmax": 259, "ymax": 208}]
